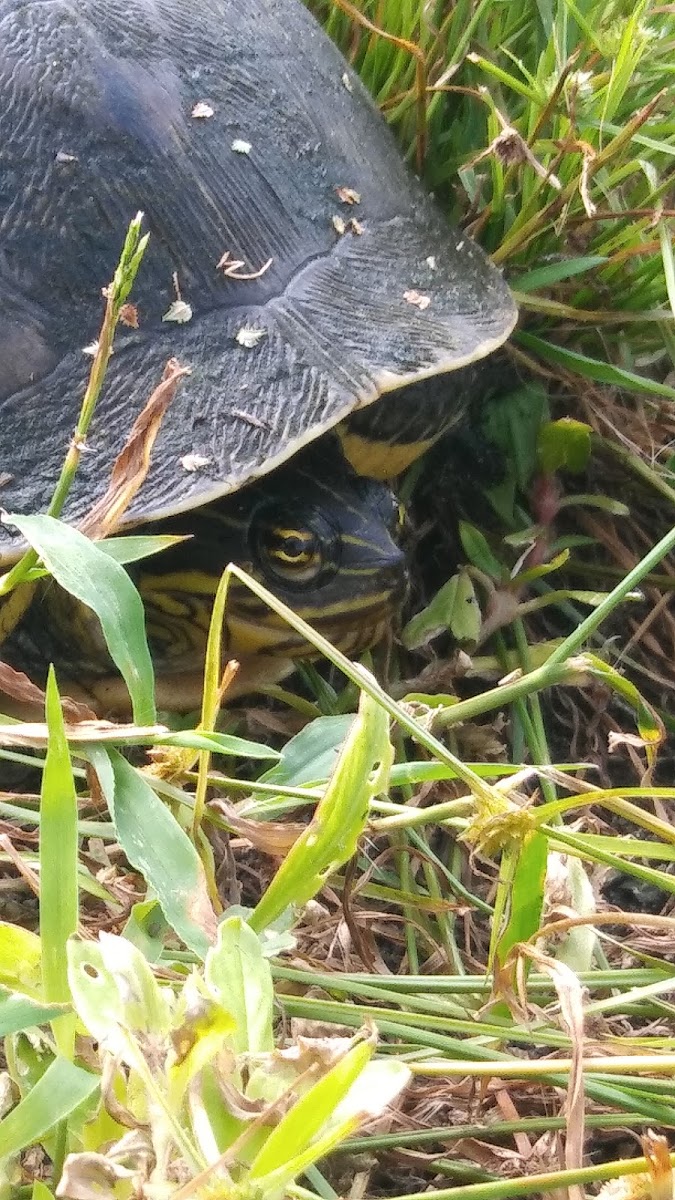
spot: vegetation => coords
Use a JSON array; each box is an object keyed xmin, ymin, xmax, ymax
[{"xmin": 1, "ymin": 1, "xmax": 675, "ymax": 1197}]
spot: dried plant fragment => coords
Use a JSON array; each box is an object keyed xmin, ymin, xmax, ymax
[
  {"xmin": 332, "ymin": 214, "xmax": 347, "ymax": 235},
  {"xmin": 341, "ymin": 72, "xmax": 353, "ymax": 93},
  {"xmin": 235, "ymin": 326, "xmax": 267, "ymax": 349},
  {"xmin": 335, "ymin": 185, "xmax": 361, "ymax": 205},
  {"xmin": 118, "ymin": 303, "xmax": 139, "ymax": 329},
  {"xmin": 231, "ymin": 138, "xmax": 252, "ymax": 154},
  {"xmin": 191, "ymin": 101, "xmax": 214, "ymax": 119},
  {"xmin": 180, "ymin": 453, "xmax": 212, "ymax": 473},
  {"xmin": 216, "ymin": 251, "xmax": 273, "ymax": 281},
  {"xmin": 403, "ymin": 289, "xmax": 431, "ymax": 311}
]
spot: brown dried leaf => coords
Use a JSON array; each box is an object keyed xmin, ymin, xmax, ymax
[
  {"xmin": 82, "ymin": 357, "xmax": 190, "ymax": 540},
  {"xmin": 0, "ymin": 660, "xmax": 96, "ymax": 722},
  {"xmin": 0, "ymin": 719, "xmax": 168, "ymax": 748},
  {"xmin": 214, "ymin": 801, "xmax": 305, "ymax": 855}
]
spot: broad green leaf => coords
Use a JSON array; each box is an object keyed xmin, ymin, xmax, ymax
[
  {"xmin": 459, "ymin": 523, "xmax": 505, "ymax": 580},
  {"xmin": 0, "ymin": 924, "xmax": 41, "ymax": 993},
  {"xmin": 260, "ymin": 715, "xmax": 354, "ymax": 786},
  {"xmin": 496, "ymin": 830, "xmax": 548, "ymax": 966},
  {"xmin": 250, "ymin": 689, "xmax": 392, "ymax": 932},
  {"xmin": 87, "ymin": 747, "xmax": 216, "ymax": 958},
  {"xmin": 537, "ymin": 419, "xmax": 592, "ymax": 474},
  {"xmin": 482, "ymin": 384, "xmax": 549, "ymax": 494},
  {"xmin": 5, "ymin": 514, "xmax": 156, "ymax": 724},
  {"xmin": 248, "ymin": 1040, "xmax": 373, "ymax": 1181},
  {"xmin": 0, "ymin": 1056, "xmax": 97, "ymax": 1160},
  {"xmin": 67, "ymin": 933, "xmax": 171, "ymax": 1057},
  {"xmin": 205, "ymin": 917, "xmax": 274, "ymax": 1055},
  {"xmin": 122, "ymin": 900, "xmax": 170, "ymax": 963},
  {"xmin": 167, "ymin": 976, "xmax": 236, "ymax": 1109},
  {"xmin": 0, "ymin": 988, "xmax": 67, "ymax": 1037},
  {"xmin": 40, "ymin": 668, "xmax": 79, "ymax": 1058},
  {"xmin": 402, "ymin": 571, "xmax": 481, "ymax": 650}
]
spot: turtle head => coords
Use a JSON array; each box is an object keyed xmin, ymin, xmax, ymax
[{"xmin": 137, "ymin": 449, "xmax": 406, "ymax": 690}]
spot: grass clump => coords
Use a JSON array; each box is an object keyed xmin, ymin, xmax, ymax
[{"xmin": 1, "ymin": 2, "xmax": 675, "ymax": 1198}]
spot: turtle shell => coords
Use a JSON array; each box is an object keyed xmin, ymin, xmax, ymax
[{"xmin": 0, "ymin": 0, "xmax": 516, "ymax": 560}]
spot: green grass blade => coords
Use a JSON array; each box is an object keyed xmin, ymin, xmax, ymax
[
  {"xmin": 40, "ymin": 667, "xmax": 79, "ymax": 1059},
  {"xmin": 249, "ymin": 688, "xmax": 392, "ymax": 933},
  {"xmin": 0, "ymin": 989, "xmax": 67, "ymax": 1037},
  {"xmin": 0, "ymin": 1057, "xmax": 97, "ymax": 1160},
  {"xmin": 5, "ymin": 514, "xmax": 156, "ymax": 724}
]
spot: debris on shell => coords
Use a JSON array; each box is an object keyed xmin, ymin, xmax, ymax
[
  {"xmin": 235, "ymin": 326, "xmax": 267, "ymax": 349},
  {"xmin": 191, "ymin": 101, "xmax": 214, "ymax": 119},
  {"xmin": 82, "ymin": 341, "xmax": 100, "ymax": 356},
  {"xmin": 118, "ymin": 303, "xmax": 139, "ymax": 328},
  {"xmin": 162, "ymin": 300, "xmax": 193, "ymax": 324},
  {"xmin": 332, "ymin": 214, "xmax": 347, "ymax": 236},
  {"xmin": 231, "ymin": 138, "xmax": 252, "ymax": 154},
  {"xmin": 403, "ymin": 290, "xmax": 431, "ymax": 311},
  {"xmin": 55, "ymin": 149, "xmax": 78, "ymax": 164},
  {"xmin": 232, "ymin": 409, "xmax": 270, "ymax": 429},
  {"xmin": 180, "ymin": 453, "xmax": 212, "ymax": 472},
  {"xmin": 341, "ymin": 72, "xmax": 353, "ymax": 93},
  {"xmin": 349, "ymin": 218, "xmax": 364, "ymax": 236},
  {"xmin": 216, "ymin": 251, "xmax": 273, "ymax": 281},
  {"xmin": 425, "ymin": 255, "xmax": 437, "ymax": 270},
  {"xmin": 335, "ymin": 185, "xmax": 361, "ymax": 205}
]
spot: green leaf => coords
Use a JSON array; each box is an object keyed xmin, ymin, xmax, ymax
[
  {"xmin": 0, "ymin": 988, "xmax": 67, "ymax": 1037},
  {"xmin": 98, "ymin": 533, "xmax": 186, "ymax": 565},
  {"xmin": 5, "ymin": 514, "xmax": 156, "ymax": 724},
  {"xmin": 517, "ymin": 332, "xmax": 675, "ymax": 401},
  {"xmin": 261, "ymin": 715, "xmax": 355, "ymax": 786},
  {"xmin": 402, "ymin": 570, "xmax": 481, "ymax": 650},
  {"xmin": 205, "ymin": 917, "xmax": 274, "ymax": 1055},
  {"xmin": 158, "ymin": 730, "xmax": 279, "ymax": 760},
  {"xmin": 40, "ymin": 668, "xmax": 79, "ymax": 1058},
  {"xmin": 248, "ymin": 1040, "xmax": 373, "ymax": 1181},
  {"xmin": 0, "ymin": 924, "xmax": 42, "ymax": 994},
  {"xmin": 459, "ymin": 523, "xmax": 505, "ymax": 579},
  {"xmin": 496, "ymin": 830, "xmax": 548, "ymax": 966},
  {"xmin": 537, "ymin": 419, "xmax": 592, "ymax": 474},
  {"xmin": 250, "ymin": 690, "xmax": 392, "ymax": 933},
  {"xmin": 87, "ymin": 747, "xmax": 216, "ymax": 959},
  {"xmin": 482, "ymin": 384, "xmax": 550, "ymax": 502},
  {"xmin": 515, "ymin": 256, "xmax": 608, "ymax": 293},
  {"xmin": 0, "ymin": 1056, "xmax": 97, "ymax": 1160},
  {"xmin": 67, "ymin": 933, "xmax": 172, "ymax": 1057}
]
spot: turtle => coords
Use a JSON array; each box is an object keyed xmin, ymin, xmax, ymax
[{"xmin": 0, "ymin": 0, "xmax": 516, "ymax": 713}]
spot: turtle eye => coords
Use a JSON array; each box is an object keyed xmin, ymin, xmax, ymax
[{"xmin": 252, "ymin": 512, "xmax": 339, "ymax": 589}]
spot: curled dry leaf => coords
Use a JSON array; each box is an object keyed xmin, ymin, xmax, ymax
[
  {"xmin": 216, "ymin": 251, "xmax": 273, "ymax": 280},
  {"xmin": 191, "ymin": 101, "xmax": 214, "ymax": 119},
  {"xmin": 235, "ymin": 326, "xmax": 267, "ymax": 349},
  {"xmin": 214, "ymin": 801, "xmax": 305, "ymax": 855},
  {"xmin": 403, "ymin": 289, "xmax": 431, "ymax": 311},
  {"xmin": 82, "ymin": 357, "xmax": 190, "ymax": 539}
]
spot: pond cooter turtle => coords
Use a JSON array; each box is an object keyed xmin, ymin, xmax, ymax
[{"xmin": 0, "ymin": 0, "xmax": 516, "ymax": 711}]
